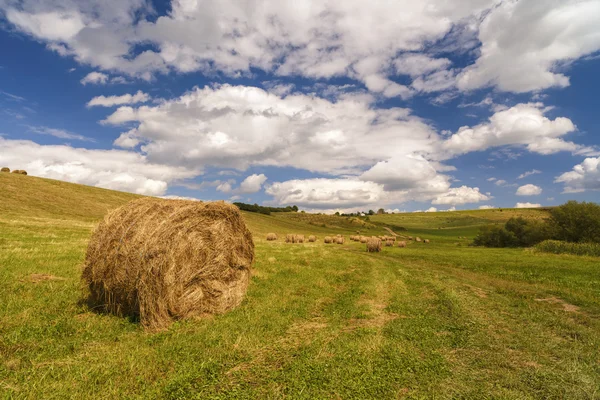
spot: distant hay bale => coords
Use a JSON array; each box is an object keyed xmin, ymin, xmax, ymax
[
  {"xmin": 336, "ymin": 234, "xmax": 342, "ymax": 238},
  {"xmin": 1, "ymin": 167, "xmax": 9, "ymax": 173},
  {"xmin": 12, "ymin": 169, "xmax": 26, "ymax": 175},
  {"xmin": 296, "ymin": 234, "xmax": 305, "ymax": 243},
  {"xmin": 336, "ymin": 236, "xmax": 345, "ymax": 244},
  {"xmin": 360, "ymin": 236, "xmax": 368, "ymax": 243},
  {"xmin": 324, "ymin": 236, "xmax": 333, "ymax": 243},
  {"xmin": 266, "ymin": 233, "xmax": 277, "ymax": 241},
  {"xmin": 397, "ymin": 241, "xmax": 407, "ymax": 248},
  {"xmin": 366, "ymin": 238, "xmax": 382, "ymax": 252},
  {"xmin": 408, "ymin": 236, "xmax": 413, "ymax": 240},
  {"xmin": 424, "ymin": 239, "xmax": 430, "ymax": 244},
  {"xmin": 385, "ymin": 240, "xmax": 394, "ymax": 247},
  {"xmin": 308, "ymin": 235, "xmax": 316, "ymax": 242},
  {"xmin": 20, "ymin": 170, "xmax": 27, "ymax": 175},
  {"xmin": 82, "ymin": 198, "xmax": 254, "ymax": 331},
  {"xmin": 416, "ymin": 237, "xmax": 422, "ymax": 242}
]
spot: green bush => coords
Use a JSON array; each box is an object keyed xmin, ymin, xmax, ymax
[
  {"xmin": 549, "ymin": 201, "xmax": 600, "ymax": 243},
  {"xmin": 535, "ymin": 240, "xmax": 600, "ymax": 257},
  {"xmin": 473, "ymin": 217, "xmax": 553, "ymax": 247}
]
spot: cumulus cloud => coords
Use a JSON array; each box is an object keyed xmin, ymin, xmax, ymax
[
  {"xmin": 431, "ymin": 186, "xmax": 490, "ymax": 205},
  {"xmin": 87, "ymin": 91, "xmax": 150, "ymax": 107},
  {"xmin": 515, "ymin": 202, "xmax": 542, "ymax": 209},
  {"xmin": 5, "ymin": 0, "xmax": 599, "ymax": 96},
  {"xmin": 516, "ymin": 184, "xmax": 542, "ymax": 196},
  {"xmin": 0, "ymin": 137, "xmax": 195, "ymax": 196},
  {"xmin": 80, "ymin": 72, "xmax": 109, "ymax": 85},
  {"xmin": 479, "ymin": 205, "xmax": 495, "ymax": 209},
  {"xmin": 555, "ymin": 157, "xmax": 600, "ymax": 193},
  {"xmin": 457, "ymin": 0, "xmax": 600, "ymax": 93},
  {"xmin": 443, "ymin": 103, "xmax": 589, "ymax": 157},
  {"xmin": 105, "ymin": 84, "xmax": 440, "ymax": 174},
  {"xmin": 237, "ymin": 174, "xmax": 267, "ymax": 194},
  {"xmin": 266, "ymin": 179, "xmax": 385, "ymax": 209}
]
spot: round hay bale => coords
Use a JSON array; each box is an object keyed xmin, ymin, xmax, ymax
[
  {"xmin": 296, "ymin": 234, "xmax": 305, "ymax": 243},
  {"xmin": 20, "ymin": 170, "xmax": 27, "ymax": 175},
  {"xmin": 416, "ymin": 237, "xmax": 422, "ymax": 242},
  {"xmin": 11, "ymin": 170, "xmax": 21, "ymax": 174},
  {"xmin": 82, "ymin": 198, "xmax": 254, "ymax": 331},
  {"xmin": 360, "ymin": 236, "xmax": 368, "ymax": 243},
  {"xmin": 366, "ymin": 238, "xmax": 382, "ymax": 252},
  {"xmin": 308, "ymin": 235, "xmax": 316, "ymax": 242},
  {"xmin": 324, "ymin": 236, "xmax": 333, "ymax": 244},
  {"xmin": 1, "ymin": 167, "xmax": 9, "ymax": 173},
  {"xmin": 266, "ymin": 233, "xmax": 277, "ymax": 241},
  {"xmin": 385, "ymin": 240, "xmax": 394, "ymax": 247},
  {"xmin": 408, "ymin": 236, "xmax": 413, "ymax": 240},
  {"xmin": 336, "ymin": 236, "xmax": 345, "ymax": 244},
  {"xmin": 424, "ymin": 239, "xmax": 430, "ymax": 244},
  {"xmin": 285, "ymin": 234, "xmax": 295, "ymax": 243},
  {"xmin": 397, "ymin": 241, "xmax": 407, "ymax": 248}
]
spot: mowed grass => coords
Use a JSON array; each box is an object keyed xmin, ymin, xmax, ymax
[{"xmin": 1, "ymin": 173, "xmax": 600, "ymax": 399}]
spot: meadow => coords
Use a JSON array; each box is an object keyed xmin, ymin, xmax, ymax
[{"xmin": 1, "ymin": 172, "xmax": 599, "ymax": 399}]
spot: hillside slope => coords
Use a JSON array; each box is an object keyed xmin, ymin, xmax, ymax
[{"xmin": 0, "ymin": 172, "xmax": 141, "ymax": 221}]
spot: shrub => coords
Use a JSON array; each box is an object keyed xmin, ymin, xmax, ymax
[
  {"xmin": 549, "ymin": 201, "xmax": 600, "ymax": 243},
  {"xmin": 473, "ymin": 217, "xmax": 554, "ymax": 247},
  {"xmin": 536, "ymin": 240, "xmax": 600, "ymax": 257}
]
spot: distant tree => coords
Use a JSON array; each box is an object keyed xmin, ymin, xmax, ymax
[
  {"xmin": 292, "ymin": 205, "xmax": 299, "ymax": 212},
  {"xmin": 549, "ymin": 201, "xmax": 600, "ymax": 243},
  {"xmin": 335, "ymin": 211, "xmax": 340, "ymax": 216},
  {"xmin": 368, "ymin": 210, "xmax": 375, "ymax": 215}
]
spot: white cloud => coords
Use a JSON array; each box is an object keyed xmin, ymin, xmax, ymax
[
  {"xmin": 237, "ymin": 174, "xmax": 267, "ymax": 194},
  {"xmin": 479, "ymin": 205, "xmax": 495, "ymax": 209},
  {"xmin": 515, "ymin": 202, "xmax": 542, "ymax": 209},
  {"xmin": 80, "ymin": 72, "xmax": 109, "ymax": 85},
  {"xmin": 516, "ymin": 184, "xmax": 542, "ymax": 196},
  {"xmin": 517, "ymin": 169, "xmax": 541, "ymax": 179},
  {"xmin": 555, "ymin": 157, "xmax": 600, "ymax": 193},
  {"xmin": 443, "ymin": 103, "xmax": 588, "ymax": 157},
  {"xmin": 495, "ymin": 179, "xmax": 507, "ymax": 186},
  {"xmin": 425, "ymin": 207, "xmax": 438, "ymax": 213},
  {"xmin": 28, "ymin": 125, "xmax": 93, "ymax": 142},
  {"xmin": 105, "ymin": 84, "xmax": 440, "ymax": 174},
  {"xmin": 266, "ymin": 178, "xmax": 385, "ymax": 209},
  {"xmin": 0, "ymin": 137, "xmax": 196, "ymax": 196},
  {"xmin": 432, "ymin": 186, "xmax": 490, "ymax": 205},
  {"xmin": 87, "ymin": 91, "xmax": 151, "ymax": 107},
  {"xmin": 457, "ymin": 0, "xmax": 600, "ymax": 93},
  {"xmin": 487, "ymin": 177, "xmax": 496, "ymax": 181}
]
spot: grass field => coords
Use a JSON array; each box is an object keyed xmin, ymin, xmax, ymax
[{"xmin": 1, "ymin": 172, "xmax": 599, "ymax": 399}]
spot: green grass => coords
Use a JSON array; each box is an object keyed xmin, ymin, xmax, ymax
[{"xmin": 1, "ymin": 172, "xmax": 599, "ymax": 399}]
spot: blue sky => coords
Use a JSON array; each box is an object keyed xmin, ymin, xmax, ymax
[{"xmin": 1, "ymin": 0, "xmax": 599, "ymax": 212}]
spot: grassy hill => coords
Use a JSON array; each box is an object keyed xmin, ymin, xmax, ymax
[{"xmin": 1, "ymin": 173, "xmax": 599, "ymax": 399}]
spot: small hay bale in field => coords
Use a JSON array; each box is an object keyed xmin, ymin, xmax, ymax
[
  {"xmin": 360, "ymin": 236, "xmax": 368, "ymax": 243},
  {"xmin": 336, "ymin": 236, "xmax": 345, "ymax": 244},
  {"xmin": 20, "ymin": 170, "xmax": 27, "ymax": 175},
  {"xmin": 266, "ymin": 233, "xmax": 277, "ymax": 241},
  {"xmin": 385, "ymin": 240, "xmax": 394, "ymax": 247},
  {"xmin": 424, "ymin": 239, "xmax": 430, "ymax": 244},
  {"xmin": 11, "ymin": 169, "xmax": 22, "ymax": 174},
  {"xmin": 408, "ymin": 236, "xmax": 413, "ymax": 240},
  {"xmin": 415, "ymin": 237, "xmax": 422, "ymax": 242},
  {"xmin": 324, "ymin": 236, "xmax": 333, "ymax": 243},
  {"xmin": 286, "ymin": 234, "xmax": 295, "ymax": 243},
  {"xmin": 397, "ymin": 241, "xmax": 407, "ymax": 248},
  {"xmin": 296, "ymin": 234, "xmax": 305, "ymax": 243},
  {"xmin": 82, "ymin": 198, "xmax": 254, "ymax": 331},
  {"xmin": 1, "ymin": 167, "xmax": 9, "ymax": 173},
  {"xmin": 366, "ymin": 238, "xmax": 382, "ymax": 252},
  {"xmin": 308, "ymin": 235, "xmax": 316, "ymax": 242}
]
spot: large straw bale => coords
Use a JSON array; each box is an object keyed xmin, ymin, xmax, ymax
[
  {"xmin": 336, "ymin": 236, "xmax": 345, "ymax": 244},
  {"xmin": 366, "ymin": 238, "xmax": 382, "ymax": 252},
  {"xmin": 360, "ymin": 236, "xmax": 368, "ymax": 243},
  {"xmin": 1, "ymin": 167, "xmax": 9, "ymax": 173},
  {"xmin": 397, "ymin": 241, "xmax": 407, "ymax": 248},
  {"xmin": 266, "ymin": 233, "xmax": 277, "ymax": 241},
  {"xmin": 324, "ymin": 236, "xmax": 333, "ymax": 243},
  {"xmin": 308, "ymin": 235, "xmax": 316, "ymax": 242},
  {"xmin": 82, "ymin": 198, "xmax": 254, "ymax": 330}
]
